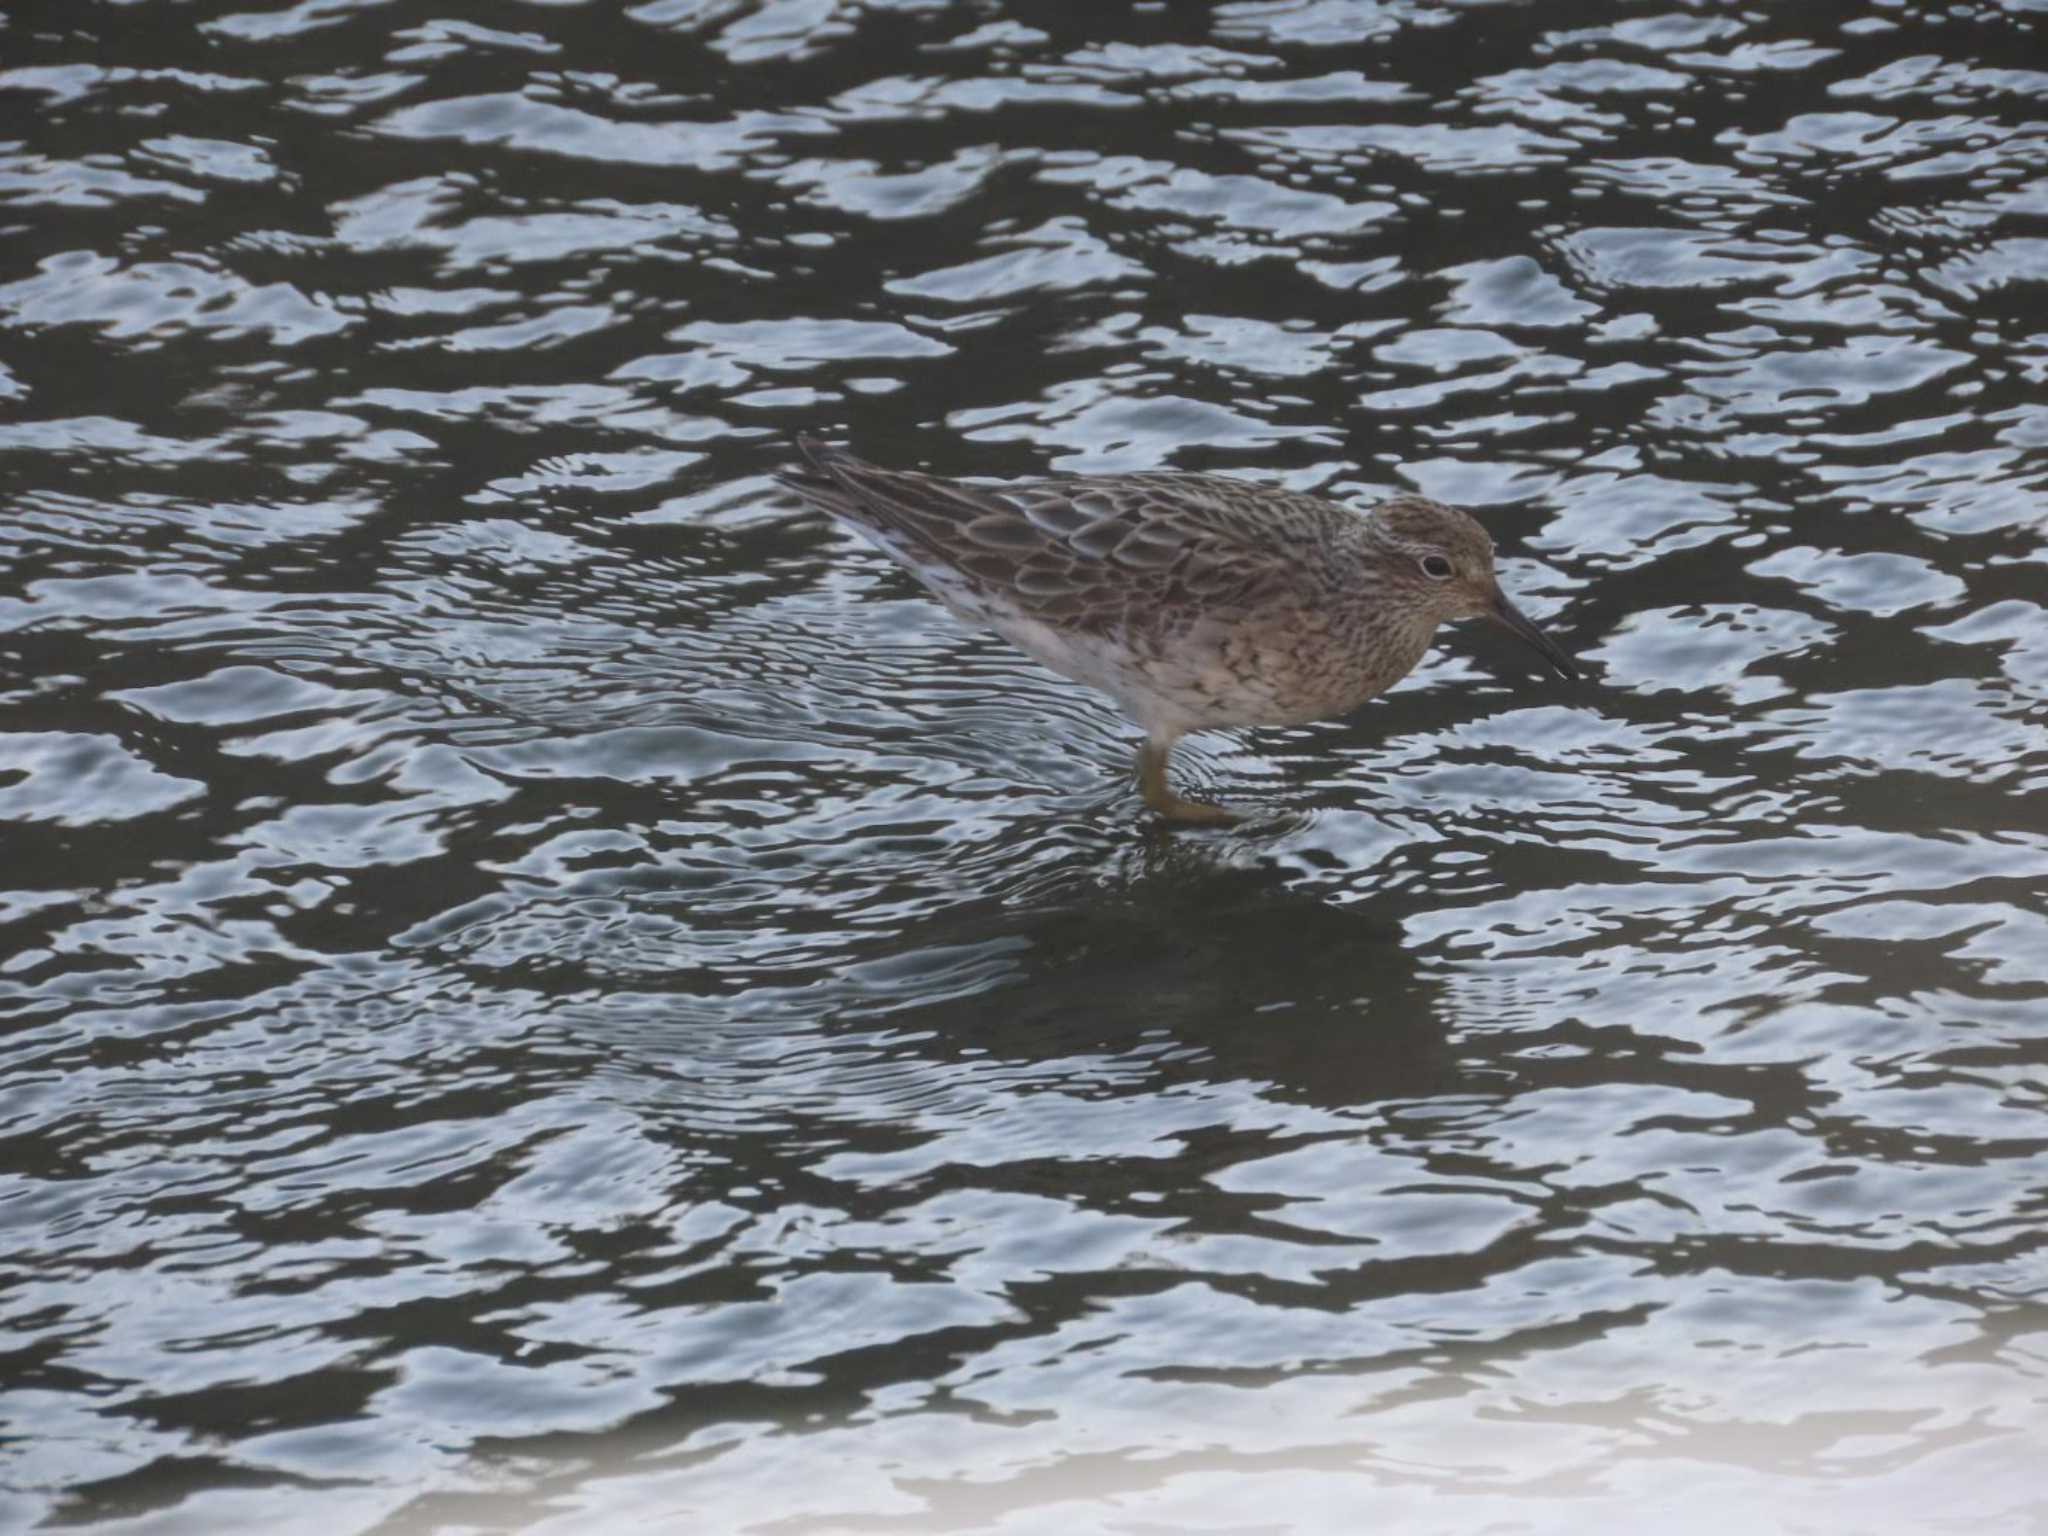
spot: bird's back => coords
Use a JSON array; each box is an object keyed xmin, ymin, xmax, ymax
[{"xmin": 780, "ymin": 437, "xmax": 1366, "ymax": 638}]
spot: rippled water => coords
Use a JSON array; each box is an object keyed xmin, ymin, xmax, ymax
[{"xmin": 4, "ymin": 2, "xmax": 2047, "ymax": 1532}]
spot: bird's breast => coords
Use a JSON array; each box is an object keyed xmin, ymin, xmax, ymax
[{"xmin": 1201, "ymin": 602, "xmax": 1434, "ymax": 725}]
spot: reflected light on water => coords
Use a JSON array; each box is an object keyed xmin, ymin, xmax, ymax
[{"xmin": 2, "ymin": 0, "xmax": 2046, "ymax": 1531}]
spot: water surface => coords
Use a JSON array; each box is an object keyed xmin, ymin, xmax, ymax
[{"xmin": 3, "ymin": 2, "xmax": 2046, "ymax": 1532}]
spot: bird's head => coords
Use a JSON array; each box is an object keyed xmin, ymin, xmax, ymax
[{"xmin": 1366, "ymin": 497, "xmax": 1578, "ymax": 680}]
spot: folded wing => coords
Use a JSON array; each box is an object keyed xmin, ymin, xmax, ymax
[{"xmin": 780, "ymin": 437, "xmax": 1293, "ymax": 636}]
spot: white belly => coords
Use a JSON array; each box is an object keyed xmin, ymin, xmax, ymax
[{"xmin": 983, "ymin": 610, "xmax": 1300, "ymax": 737}]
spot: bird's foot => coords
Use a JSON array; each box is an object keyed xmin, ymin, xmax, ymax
[
  {"xmin": 1140, "ymin": 781, "xmax": 1243, "ymax": 826},
  {"xmin": 1135, "ymin": 736, "xmax": 1243, "ymax": 826}
]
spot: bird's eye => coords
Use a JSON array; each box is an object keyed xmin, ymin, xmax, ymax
[{"xmin": 1420, "ymin": 555, "xmax": 1454, "ymax": 579}]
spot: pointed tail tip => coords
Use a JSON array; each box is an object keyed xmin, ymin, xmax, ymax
[
  {"xmin": 794, "ymin": 433, "xmax": 847, "ymax": 470},
  {"xmin": 782, "ymin": 434, "xmax": 857, "ymax": 503}
]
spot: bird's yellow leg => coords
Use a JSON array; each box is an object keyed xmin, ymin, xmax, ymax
[{"xmin": 1135, "ymin": 735, "xmax": 1241, "ymax": 826}]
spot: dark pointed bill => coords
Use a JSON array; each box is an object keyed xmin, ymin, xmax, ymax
[{"xmin": 1488, "ymin": 592, "xmax": 1578, "ymax": 680}]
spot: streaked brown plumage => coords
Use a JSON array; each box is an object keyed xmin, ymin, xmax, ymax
[{"xmin": 782, "ymin": 436, "xmax": 1575, "ymax": 823}]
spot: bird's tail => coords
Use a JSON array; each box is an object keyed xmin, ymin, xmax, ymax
[
  {"xmin": 777, "ymin": 436, "xmax": 1010, "ymax": 550},
  {"xmin": 773, "ymin": 434, "xmax": 857, "ymax": 517}
]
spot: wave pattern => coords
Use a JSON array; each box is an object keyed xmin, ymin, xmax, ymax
[{"xmin": 2, "ymin": 2, "xmax": 2045, "ymax": 1532}]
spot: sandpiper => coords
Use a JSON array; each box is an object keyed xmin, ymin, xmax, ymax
[{"xmin": 783, "ymin": 436, "xmax": 1576, "ymax": 824}]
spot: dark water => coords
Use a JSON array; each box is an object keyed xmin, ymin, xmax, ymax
[{"xmin": 4, "ymin": 2, "xmax": 2047, "ymax": 1531}]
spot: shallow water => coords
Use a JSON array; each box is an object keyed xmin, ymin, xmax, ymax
[{"xmin": 3, "ymin": 2, "xmax": 2046, "ymax": 1532}]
